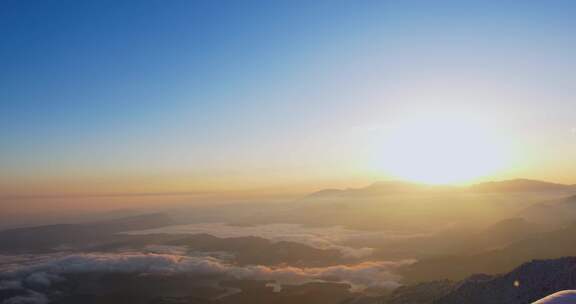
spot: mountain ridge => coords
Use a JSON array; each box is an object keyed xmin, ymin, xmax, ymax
[
  {"xmin": 308, "ymin": 179, "xmax": 576, "ymax": 198},
  {"xmin": 383, "ymin": 256, "xmax": 576, "ymax": 304}
]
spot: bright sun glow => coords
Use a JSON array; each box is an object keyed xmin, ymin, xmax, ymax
[{"xmin": 376, "ymin": 115, "xmax": 514, "ymax": 185}]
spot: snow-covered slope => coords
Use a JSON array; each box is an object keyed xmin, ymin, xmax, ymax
[{"xmin": 533, "ymin": 290, "xmax": 576, "ymax": 303}]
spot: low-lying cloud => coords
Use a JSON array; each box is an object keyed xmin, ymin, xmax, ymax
[
  {"xmin": 0, "ymin": 252, "xmax": 412, "ymax": 303},
  {"xmin": 126, "ymin": 223, "xmax": 427, "ymax": 259}
]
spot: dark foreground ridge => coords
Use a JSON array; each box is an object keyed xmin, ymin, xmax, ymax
[{"xmin": 383, "ymin": 257, "xmax": 576, "ymax": 304}]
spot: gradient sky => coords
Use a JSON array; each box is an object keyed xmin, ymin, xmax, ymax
[{"xmin": 2, "ymin": 0, "xmax": 576, "ymax": 195}]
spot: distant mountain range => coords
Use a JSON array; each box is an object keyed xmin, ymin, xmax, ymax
[
  {"xmin": 0, "ymin": 214, "xmax": 346, "ymax": 267},
  {"xmin": 471, "ymin": 179, "xmax": 576, "ymax": 193},
  {"xmin": 308, "ymin": 179, "xmax": 576, "ymax": 198},
  {"xmin": 401, "ymin": 220, "xmax": 576, "ymax": 283},
  {"xmin": 520, "ymin": 194, "xmax": 576, "ymax": 228},
  {"xmin": 307, "ymin": 181, "xmax": 445, "ymax": 198},
  {"xmin": 0, "ymin": 213, "xmax": 175, "ymax": 253}
]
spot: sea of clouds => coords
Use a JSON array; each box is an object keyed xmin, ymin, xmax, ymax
[
  {"xmin": 125, "ymin": 222, "xmax": 430, "ymax": 259},
  {"xmin": 0, "ymin": 252, "xmax": 412, "ymax": 304}
]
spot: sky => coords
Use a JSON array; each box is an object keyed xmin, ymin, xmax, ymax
[{"xmin": 1, "ymin": 0, "xmax": 576, "ymax": 196}]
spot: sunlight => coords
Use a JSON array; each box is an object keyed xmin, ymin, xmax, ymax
[{"xmin": 376, "ymin": 115, "xmax": 514, "ymax": 185}]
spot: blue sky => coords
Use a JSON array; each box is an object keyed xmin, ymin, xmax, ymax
[{"xmin": 1, "ymin": 0, "xmax": 576, "ymax": 194}]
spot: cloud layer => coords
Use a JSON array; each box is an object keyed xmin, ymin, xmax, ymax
[
  {"xmin": 0, "ymin": 252, "xmax": 411, "ymax": 303},
  {"xmin": 125, "ymin": 223, "xmax": 427, "ymax": 258}
]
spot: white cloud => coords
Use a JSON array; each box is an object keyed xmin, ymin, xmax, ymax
[
  {"xmin": 125, "ymin": 223, "xmax": 425, "ymax": 259},
  {"xmin": 0, "ymin": 252, "xmax": 411, "ymax": 295}
]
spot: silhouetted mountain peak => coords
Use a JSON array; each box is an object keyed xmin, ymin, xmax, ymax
[
  {"xmin": 471, "ymin": 179, "xmax": 576, "ymax": 193},
  {"xmin": 309, "ymin": 178, "xmax": 576, "ymax": 199},
  {"xmin": 385, "ymin": 257, "xmax": 576, "ymax": 304},
  {"xmin": 307, "ymin": 180, "xmax": 442, "ymax": 198}
]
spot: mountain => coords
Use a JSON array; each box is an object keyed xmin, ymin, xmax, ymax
[
  {"xmin": 0, "ymin": 216, "xmax": 347, "ymax": 267},
  {"xmin": 383, "ymin": 257, "xmax": 576, "ymax": 304},
  {"xmin": 521, "ymin": 194, "xmax": 576, "ymax": 228},
  {"xmin": 102, "ymin": 233, "xmax": 345, "ymax": 266},
  {"xmin": 0, "ymin": 213, "xmax": 175, "ymax": 253},
  {"xmin": 436, "ymin": 257, "xmax": 576, "ymax": 303},
  {"xmin": 402, "ymin": 221, "xmax": 576, "ymax": 283},
  {"xmin": 455, "ymin": 217, "xmax": 542, "ymax": 253},
  {"xmin": 308, "ymin": 179, "xmax": 576, "ymax": 199},
  {"xmin": 307, "ymin": 181, "xmax": 450, "ymax": 198},
  {"xmin": 470, "ymin": 179, "xmax": 576, "ymax": 193}
]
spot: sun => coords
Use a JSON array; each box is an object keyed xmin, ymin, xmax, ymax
[{"xmin": 374, "ymin": 115, "xmax": 513, "ymax": 185}]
